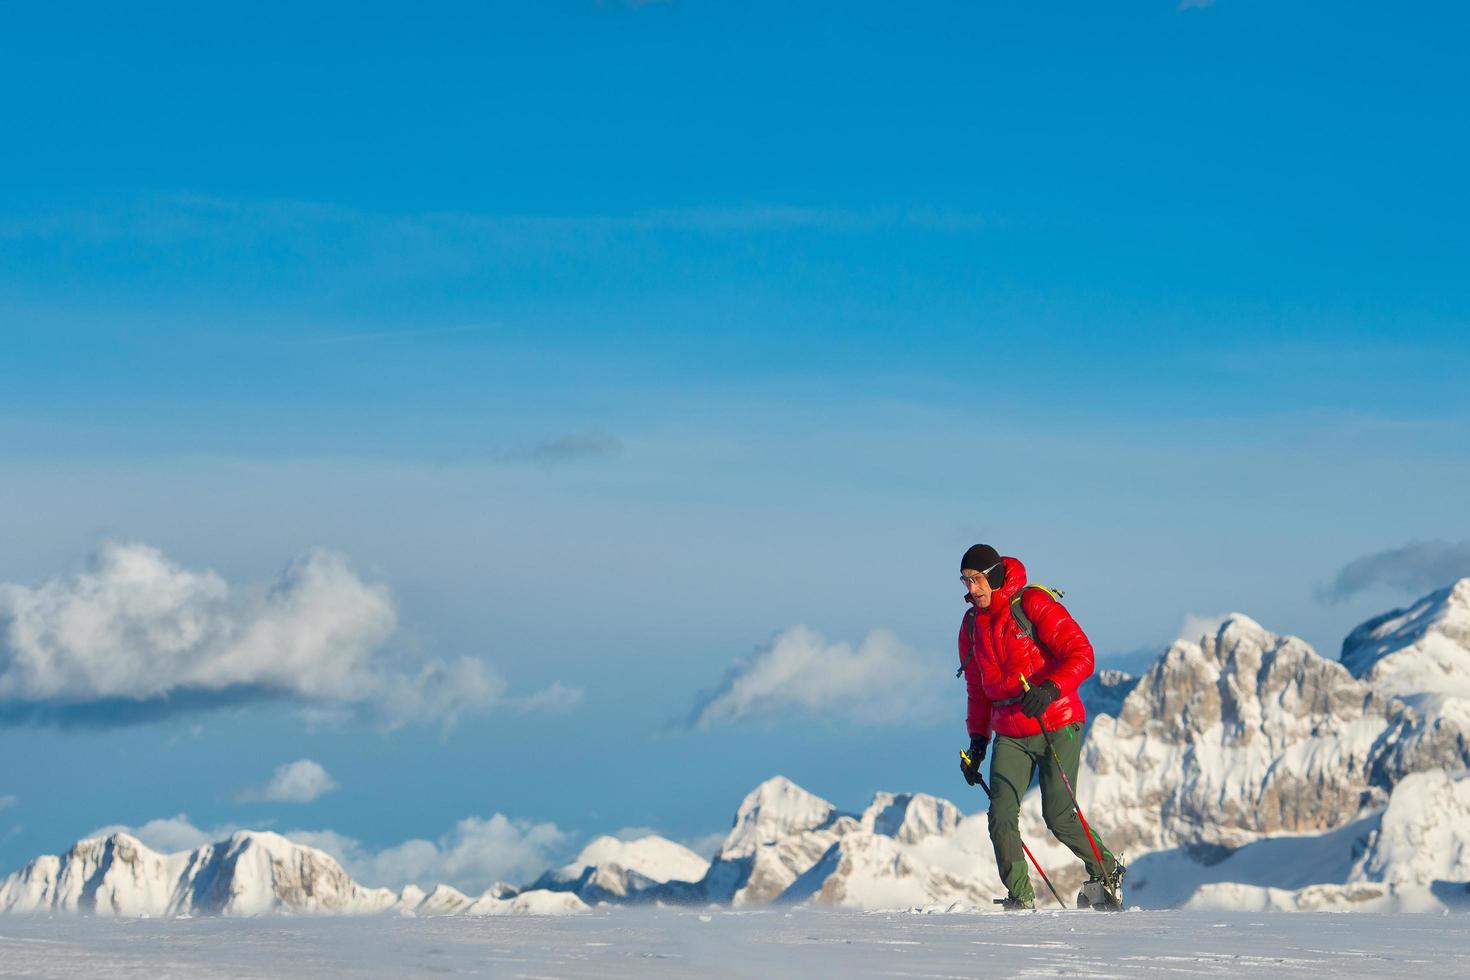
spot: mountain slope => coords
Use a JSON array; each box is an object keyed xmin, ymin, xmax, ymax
[
  {"xmin": 0, "ymin": 832, "xmax": 582, "ymax": 918},
  {"xmin": 0, "ymin": 832, "xmax": 399, "ymax": 917},
  {"xmin": 530, "ymin": 834, "xmax": 710, "ymax": 904},
  {"xmin": 1341, "ymin": 578, "xmax": 1470, "ymax": 711}
]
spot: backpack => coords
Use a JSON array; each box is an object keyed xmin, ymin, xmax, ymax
[{"xmin": 956, "ymin": 584, "xmax": 1067, "ymax": 679}]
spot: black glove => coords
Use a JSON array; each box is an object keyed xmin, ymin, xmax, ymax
[
  {"xmin": 959, "ymin": 733, "xmax": 988, "ymax": 786},
  {"xmin": 1020, "ymin": 680, "xmax": 1060, "ymax": 718}
]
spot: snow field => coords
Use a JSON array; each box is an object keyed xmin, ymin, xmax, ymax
[{"xmin": 0, "ymin": 908, "xmax": 1466, "ymax": 979}]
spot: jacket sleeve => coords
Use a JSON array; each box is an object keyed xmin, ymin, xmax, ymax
[
  {"xmin": 960, "ymin": 618, "xmax": 992, "ymax": 737},
  {"xmin": 1024, "ymin": 590, "xmax": 1094, "ymax": 696}
]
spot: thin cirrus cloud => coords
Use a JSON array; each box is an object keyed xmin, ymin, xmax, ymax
[
  {"xmin": 236, "ymin": 759, "xmax": 338, "ymax": 804},
  {"xmin": 683, "ymin": 625, "xmax": 941, "ymax": 729},
  {"xmin": 1317, "ymin": 540, "xmax": 1470, "ymax": 604},
  {"xmin": 0, "ymin": 541, "xmax": 579, "ymax": 728},
  {"xmin": 504, "ymin": 431, "xmax": 624, "ymax": 468}
]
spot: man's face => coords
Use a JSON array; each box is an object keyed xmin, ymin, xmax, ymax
[{"xmin": 962, "ymin": 567, "xmax": 996, "ymax": 607}]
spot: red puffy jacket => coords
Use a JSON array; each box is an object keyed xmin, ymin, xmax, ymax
[{"xmin": 958, "ymin": 556, "xmax": 1094, "ymax": 739}]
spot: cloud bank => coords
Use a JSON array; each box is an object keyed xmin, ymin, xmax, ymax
[
  {"xmin": 684, "ymin": 625, "xmax": 937, "ymax": 728},
  {"xmin": 90, "ymin": 814, "xmax": 246, "ymax": 854},
  {"xmin": 1318, "ymin": 540, "xmax": 1470, "ymax": 603},
  {"xmin": 287, "ymin": 815, "xmax": 571, "ymax": 894},
  {"xmin": 0, "ymin": 542, "xmax": 520, "ymax": 728},
  {"xmin": 237, "ymin": 759, "xmax": 338, "ymax": 804}
]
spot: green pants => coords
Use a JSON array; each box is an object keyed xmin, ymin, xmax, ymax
[{"xmin": 987, "ymin": 722, "xmax": 1117, "ymax": 903}]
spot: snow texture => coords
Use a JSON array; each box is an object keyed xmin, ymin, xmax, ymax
[
  {"xmin": 0, "ymin": 908, "xmax": 1465, "ymax": 978},
  {"xmin": 530, "ymin": 834, "xmax": 711, "ymax": 903},
  {"xmin": 1341, "ymin": 577, "xmax": 1470, "ymax": 709}
]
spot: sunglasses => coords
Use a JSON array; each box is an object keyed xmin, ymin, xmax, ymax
[{"xmin": 960, "ymin": 560, "xmax": 1002, "ymax": 586}]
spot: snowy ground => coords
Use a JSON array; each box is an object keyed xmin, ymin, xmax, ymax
[{"xmin": 0, "ymin": 908, "xmax": 1466, "ymax": 978}]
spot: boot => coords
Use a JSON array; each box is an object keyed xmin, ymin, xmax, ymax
[{"xmin": 993, "ymin": 895, "xmax": 1035, "ymax": 911}]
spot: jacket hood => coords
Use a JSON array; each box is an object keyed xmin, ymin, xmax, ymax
[{"xmin": 977, "ymin": 556, "xmax": 1027, "ymax": 616}]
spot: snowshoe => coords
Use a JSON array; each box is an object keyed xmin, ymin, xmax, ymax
[
  {"xmin": 993, "ymin": 896, "xmax": 1035, "ymax": 911},
  {"xmin": 1078, "ymin": 858, "xmax": 1126, "ymax": 911}
]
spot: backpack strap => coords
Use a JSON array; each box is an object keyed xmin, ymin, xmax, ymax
[
  {"xmin": 1009, "ymin": 584, "xmax": 1066, "ymax": 645},
  {"xmin": 955, "ymin": 606, "xmax": 978, "ymax": 678},
  {"xmin": 956, "ymin": 585, "xmax": 1066, "ymax": 679}
]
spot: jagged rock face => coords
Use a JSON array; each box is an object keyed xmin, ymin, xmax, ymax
[
  {"xmin": 1079, "ymin": 669, "xmax": 1140, "ymax": 724},
  {"xmin": 681, "ymin": 783, "xmax": 993, "ymax": 909},
  {"xmin": 1083, "ymin": 615, "xmax": 1414, "ymax": 854},
  {"xmin": 1173, "ymin": 770, "xmax": 1470, "ymax": 912},
  {"xmin": 0, "ymin": 832, "xmax": 566, "ymax": 919},
  {"xmin": 858, "ymin": 793, "xmax": 961, "ymax": 845},
  {"xmin": 719, "ymin": 776, "xmax": 838, "ymax": 858},
  {"xmin": 706, "ymin": 818, "xmax": 860, "ymax": 907},
  {"xmin": 782, "ymin": 834, "xmax": 991, "ymax": 909},
  {"xmin": 414, "ymin": 884, "xmax": 474, "ymax": 915},
  {"xmin": 531, "ymin": 835, "xmax": 709, "ymax": 904},
  {"xmin": 1340, "ymin": 581, "xmax": 1470, "ymax": 790},
  {"xmin": 0, "ymin": 832, "xmax": 397, "ymax": 917},
  {"xmin": 692, "ymin": 776, "xmax": 854, "ymax": 906}
]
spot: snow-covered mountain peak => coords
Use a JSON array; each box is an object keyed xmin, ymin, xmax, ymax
[
  {"xmin": 1086, "ymin": 609, "xmax": 1453, "ymax": 858},
  {"xmin": 564, "ymin": 835, "xmax": 708, "ymax": 881},
  {"xmin": 859, "ymin": 792, "xmax": 962, "ymax": 845},
  {"xmin": 721, "ymin": 776, "xmax": 838, "ymax": 857},
  {"xmin": 1209, "ymin": 612, "xmax": 1268, "ymax": 644},
  {"xmin": 0, "ymin": 828, "xmax": 401, "ymax": 917},
  {"xmin": 1341, "ymin": 579, "xmax": 1470, "ymax": 706},
  {"xmin": 530, "ymin": 834, "xmax": 711, "ymax": 902}
]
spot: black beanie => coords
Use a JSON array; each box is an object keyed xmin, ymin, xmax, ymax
[{"xmin": 961, "ymin": 544, "xmax": 1005, "ymax": 589}]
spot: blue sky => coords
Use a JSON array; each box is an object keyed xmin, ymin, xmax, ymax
[{"xmin": 1, "ymin": 1, "xmax": 1467, "ymax": 888}]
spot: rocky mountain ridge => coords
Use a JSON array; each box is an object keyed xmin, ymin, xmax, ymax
[{"xmin": 4, "ymin": 579, "xmax": 1469, "ymax": 915}]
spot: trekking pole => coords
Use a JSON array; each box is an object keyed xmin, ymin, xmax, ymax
[
  {"xmin": 960, "ymin": 749, "xmax": 1066, "ymax": 909},
  {"xmin": 1018, "ymin": 673, "xmax": 1113, "ymax": 902}
]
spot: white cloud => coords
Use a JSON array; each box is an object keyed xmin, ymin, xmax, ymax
[
  {"xmin": 237, "ymin": 759, "xmax": 338, "ymax": 803},
  {"xmin": 287, "ymin": 815, "xmax": 572, "ymax": 894},
  {"xmin": 374, "ymin": 657, "xmax": 507, "ymax": 730},
  {"xmin": 512, "ymin": 682, "xmax": 585, "ymax": 714},
  {"xmin": 685, "ymin": 625, "xmax": 938, "ymax": 728},
  {"xmin": 0, "ymin": 794, "xmax": 15, "ymax": 810},
  {"xmin": 0, "ymin": 542, "xmax": 502, "ymax": 727},
  {"xmin": 89, "ymin": 813, "xmax": 244, "ymax": 854},
  {"xmin": 1179, "ymin": 613, "xmax": 1229, "ymax": 644}
]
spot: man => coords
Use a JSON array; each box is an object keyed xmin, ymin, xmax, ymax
[{"xmin": 956, "ymin": 543, "xmax": 1123, "ymax": 910}]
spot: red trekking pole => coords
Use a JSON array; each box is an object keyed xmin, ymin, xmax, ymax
[
  {"xmin": 960, "ymin": 748, "xmax": 1065, "ymax": 909},
  {"xmin": 1019, "ymin": 673, "xmax": 1115, "ymax": 904}
]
